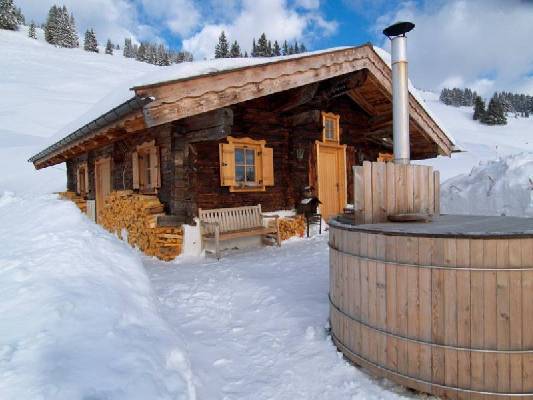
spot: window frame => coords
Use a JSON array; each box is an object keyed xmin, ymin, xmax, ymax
[
  {"xmin": 76, "ymin": 162, "xmax": 88, "ymax": 196},
  {"xmin": 220, "ymin": 136, "xmax": 274, "ymax": 193},
  {"xmin": 321, "ymin": 112, "xmax": 340, "ymax": 143},
  {"xmin": 134, "ymin": 140, "xmax": 160, "ymax": 193}
]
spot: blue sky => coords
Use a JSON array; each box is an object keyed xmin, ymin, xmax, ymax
[{"xmin": 16, "ymin": 0, "xmax": 533, "ymax": 95}]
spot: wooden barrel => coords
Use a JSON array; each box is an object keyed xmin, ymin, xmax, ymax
[{"xmin": 329, "ymin": 217, "xmax": 533, "ymax": 399}]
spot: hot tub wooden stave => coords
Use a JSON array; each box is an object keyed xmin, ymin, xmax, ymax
[{"xmin": 329, "ymin": 221, "xmax": 533, "ymax": 399}]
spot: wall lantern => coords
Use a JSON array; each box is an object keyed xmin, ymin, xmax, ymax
[{"xmin": 296, "ymin": 145, "xmax": 305, "ymax": 161}]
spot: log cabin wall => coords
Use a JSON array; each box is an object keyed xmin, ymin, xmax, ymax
[{"xmin": 66, "ymin": 124, "xmax": 174, "ymax": 211}]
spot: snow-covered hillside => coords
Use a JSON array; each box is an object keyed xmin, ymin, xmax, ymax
[
  {"xmin": 416, "ymin": 91, "xmax": 533, "ymax": 216},
  {"xmin": 0, "ymin": 192, "xmax": 195, "ymax": 399},
  {"xmin": 0, "ymin": 27, "xmax": 157, "ymax": 195}
]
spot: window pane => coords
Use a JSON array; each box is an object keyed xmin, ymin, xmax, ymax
[
  {"xmin": 235, "ymin": 148, "xmax": 244, "ymax": 164},
  {"xmin": 235, "ymin": 166, "xmax": 245, "ymax": 182},
  {"xmin": 246, "ymin": 166, "xmax": 255, "ymax": 182},
  {"xmin": 325, "ymin": 119, "xmax": 334, "ymax": 139},
  {"xmin": 245, "ymin": 149, "xmax": 255, "ymax": 165}
]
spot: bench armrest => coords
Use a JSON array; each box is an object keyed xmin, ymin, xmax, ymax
[
  {"xmin": 200, "ymin": 220, "xmax": 220, "ymax": 227},
  {"xmin": 261, "ymin": 213, "xmax": 280, "ymax": 219}
]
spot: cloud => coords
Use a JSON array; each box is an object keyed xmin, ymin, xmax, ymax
[
  {"xmin": 376, "ymin": 0, "xmax": 533, "ymax": 94},
  {"xmin": 182, "ymin": 0, "xmax": 337, "ymax": 60},
  {"xmin": 17, "ymin": 0, "xmax": 162, "ymax": 45},
  {"xmin": 140, "ymin": 0, "xmax": 201, "ymax": 37}
]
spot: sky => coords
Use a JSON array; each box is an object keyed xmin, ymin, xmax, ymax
[{"xmin": 16, "ymin": 0, "xmax": 533, "ymax": 96}]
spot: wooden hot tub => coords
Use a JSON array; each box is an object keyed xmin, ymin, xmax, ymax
[{"xmin": 329, "ymin": 215, "xmax": 533, "ymax": 399}]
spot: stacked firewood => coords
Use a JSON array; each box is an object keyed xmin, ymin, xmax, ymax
[
  {"xmin": 277, "ymin": 215, "xmax": 306, "ymax": 241},
  {"xmin": 99, "ymin": 190, "xmax": 182, "ymax": 261},
  {"xmin": 58, "ymin": 191, "xmax": 87, "ymax": 213}
]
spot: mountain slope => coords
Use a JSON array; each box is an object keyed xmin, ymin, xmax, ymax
[{"xmin": 0, "ymin": 27, "xmax": 158, "ymax": 195}]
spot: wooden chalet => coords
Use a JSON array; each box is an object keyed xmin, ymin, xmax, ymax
[{"xmin": 30, "ymin": 45, "xmax": 454, "ymax": 255}]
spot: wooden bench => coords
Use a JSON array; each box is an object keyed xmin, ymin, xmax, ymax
[{"xmin": 199, "ymin": 205, "xmax": 281, "ymax": 259}]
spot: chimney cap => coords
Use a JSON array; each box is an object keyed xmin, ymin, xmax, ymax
[{"xmin": 383, "ymin": 21, "xmax": 415, "ymax": 38}]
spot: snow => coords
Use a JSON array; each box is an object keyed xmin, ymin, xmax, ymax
[
  {"xmin": 440, "ymin": 152, "xmax": 533, "ymax": 217},
  {"xmin": 0, "ymin": 193, "xmax": 195, "ymax": 400},
  {"xmin": 147, "ymin": 235, "xmax": 426, "ymax": 400},
  {"xmin": 0, "ymin": 27, "xmax": 157, "ymax": 195}
]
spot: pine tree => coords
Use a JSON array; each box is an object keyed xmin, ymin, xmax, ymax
[
  {"xmin": 136, "ymin": 42, "xmax": 146, "ymax": 62},
  {"xmin": 299, "ymin": 43, "xmax": 307, "ymax": 53},
  {"xmin": 214, "ymin": 31, "xmax": 229, "ymax": 58},
  {"xmin": 272, "ymin": 40, "xmax": 281, "ymax": 56},
  {"xmin": 13, "ymin": 5, "xmax": 23, "ymax": 24},
  {"xmin": 255, "ymin": 33, "xmax": 268, "ymax": 57},
  {"xmin": 243, "ymin": 50, "xmax": 248, "ymax": 58},
  {"xmin": 44, "ymin": 5, "xmax": 58, "ymax": 44},
  {"xmin": 294, "ymin": 40, "xmax": 299, "ymax": 54},
  {"xmin": 267, "ymin": 40, "xmax": 272, "ymax": 56},
  {"xmin": 0, "ymin": 0, "xmax": 19, "ymax": 30},
  {"xmin": 282, "ymin": 40, "xmax": 288, "ymax": 56},
  {"xmin": 66, "ymin": 12, "xmax": 79, "ymax": 48},
  {"xmin": 105, "ymin": 39, "xmax": 113, "ymax": 55},
  {"xmin": 28, "ymin": 20, "xmax": 36, "ymax": 39},
  {"xmin": 251, "ymin": 38, "xmax": 257, "ymax": 57},
  {"xmin": 83, "ymin": 29, "xmax": 98, "ymax": 53},
  {"xmin": 123, "ymin": 38, "xmax": 134, "ymax": 58},
  {"xmin": 473, "ymin": 96, "xmax": 485, "ymax": 121},
  {"xmin": 481, "ymin": 95, "xmax": 507, "ymax": 125},
  {"xmin": 229, "ymin": 40, "xmax": 241, "ymax": 57}
]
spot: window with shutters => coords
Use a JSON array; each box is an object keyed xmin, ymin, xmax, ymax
[
  {"xmin": 322, "ymin": 112, "xmax": 340, "ymax": 143},
  {"xmin": 76, "ymin": 162, "xmax": 89, "ymax": 196},
  {"xmin": 132, "ymin": 141, "xmax": 160, "ymax": 193},
  {"xmin": 219, "ymin": 136, "xmax": 274, "ymax": 192}
]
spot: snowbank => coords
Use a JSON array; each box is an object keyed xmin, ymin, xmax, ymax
[
  {"xmin": 0, "ymin": 193, "xmax": 195, "ymax": 400},
  {"xmin": 441, "ymin": 152, "xmax": 533, "ymax": 216}
]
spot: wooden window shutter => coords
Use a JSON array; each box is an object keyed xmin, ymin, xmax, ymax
[
  {"xmin": 261, "ymin": 146, "xmax": 274, "ymax": 186},
  {"xmin": 219, "ymin": 143, "xmax": 235, "ymax": 186},
  {"xmin": 132, "ymin": 151, "xmax": 140, "ymax": 189},
  {"xmin": 84, "ymin": 165, "xmax": 89, "ymax": 193},
  {"xmin": 76, "ymin": 167, "xmax": 81, "ymax": 194},
  {"xmin": 149, "ymin": 146, "xmax": 161, "ymax": 188}
]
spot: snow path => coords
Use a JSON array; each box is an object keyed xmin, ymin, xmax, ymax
[{"xmin": 146, "ymin": 236, "xmax": 430, "ymax": 400}]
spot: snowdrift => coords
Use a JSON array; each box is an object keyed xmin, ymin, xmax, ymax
[
  {"xmin": 441, "ymin": 152, "xmax": 533, "ymax": 217},
  {"xmin": 0, "ymin": 193, "xmax": 195, "ymax": 400}
]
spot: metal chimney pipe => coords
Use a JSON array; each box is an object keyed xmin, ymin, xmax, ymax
[{"xmin": 383, "ymin": 22, "xmax": 415, "ymax": 165}]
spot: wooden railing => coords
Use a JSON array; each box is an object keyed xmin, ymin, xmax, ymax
[{"xmin": 353, "ymin": 161, "xmax": 440, "ymax": 224}]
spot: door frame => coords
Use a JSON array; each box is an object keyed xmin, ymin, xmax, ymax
[
  {"xmin": 94, "ymin": 157, "xmax": 111, "ymax": 223},
  {"xmin": 315, "ymin": 140, "xmax": 347, "ymax": 218}
]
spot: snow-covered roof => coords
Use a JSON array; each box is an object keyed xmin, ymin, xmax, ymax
[{"xmin": 31, "ymin": 45, "xmax": 455, "ymax": 167}]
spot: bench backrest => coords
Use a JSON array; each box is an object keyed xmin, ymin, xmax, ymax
[{"xmin": 199, "ymin": 205, "xmax": 263, "ymax": 234}]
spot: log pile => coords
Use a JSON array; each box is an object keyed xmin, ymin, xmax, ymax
[
  {"xmin": 99, "ymin": 190, "xmax": 182, "ymax": 261},
  {"xmin": 58, "ymin": 191, "xmax": 87, "ymax": 213},
  {"xmin": 277, "ymin": 215, "xmax": 306, "ymax": 241}
]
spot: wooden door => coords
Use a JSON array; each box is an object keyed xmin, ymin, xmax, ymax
[
  {"xmin": 94, "ymin": 158, "xmax": 111, "ymax": 223},
  {"xmin": 317, "ymin": 142, "xmax": 347, "ymax": 220}
]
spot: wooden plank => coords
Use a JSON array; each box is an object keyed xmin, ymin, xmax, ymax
[
  {"xmin": 419, "ymin": 166, "xmax": 429, "ymax": 215},
  {"xmin": 375, "ymin": 234, "xmax": 387, "ymax": 367},
  {"xmin": 444, "ymin": 238, "xmax": 458, "ymax": 400},
  {"xmin": 359, "ymin": 232, "xmax": 369, "ymax": 360},
  {"xmin": 406, "ymin": 164, "xmax": 414, "ymax": 213},
  {"xmin": 396, "ymin": 236, "xmax": 409, "ymax": 376},
  {"xmin": 483, "ymin": 240, "xmax": 498, "ymax": 394},
  {"xmin": 521, "ymin": 239, "xmax": 533, "ymax": 393},
  {"xmin": 418, "ymin": 237, "xmax": 433, "ymax": 384},
  {"xmin": 509, "ymin": 238, "xmax": 523, "ymax": 394},
  {"xmin": 456, "ymin": 239, "xmax": 471, "ymax": 399},
  {"xmin": 353, "ymin": 166, "xmax": 364, "ymax": 221},
  {"xmin": 431, "ymin": 237, "xmax": 446, "ymax": 395},
  {"xmin": 434, "ymin": 170, "xmax": 441, "ymax": 216},
  {"xmin": 367, "ymin": 233, "xmax": 378, "ymax": 364},
  {"xmin": 428, "ymin": 166, "xmax": 435, "ymax": 215},
  {"xmin": 385, "ymin": 161, "xmax": 396, "ymax": 216},
  {"xmin": 496, "ymin": 240, "xmax": 510, "ymax": 394},
  {"xmin": 413, "ymin": 165, "xmax": 422, "ymax": 214},
  {"xmin": 385, "ymin": 235, "xmax": 398, "ymax": 372},
  {"xmin": 363, "ymin": 161, "xmax": 373, "ymax": 223},
  {"xmin": 372, "ymin": 162, "xmax": 387, "ymax": 222},
  {"xmin": 406, "ymin": 236, "xmax": 420, "ymax": 380}
]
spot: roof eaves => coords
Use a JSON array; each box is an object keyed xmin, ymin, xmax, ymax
[{"xmin": 29, "ymin": 95, "xmax": 153, "ymax": 164}]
